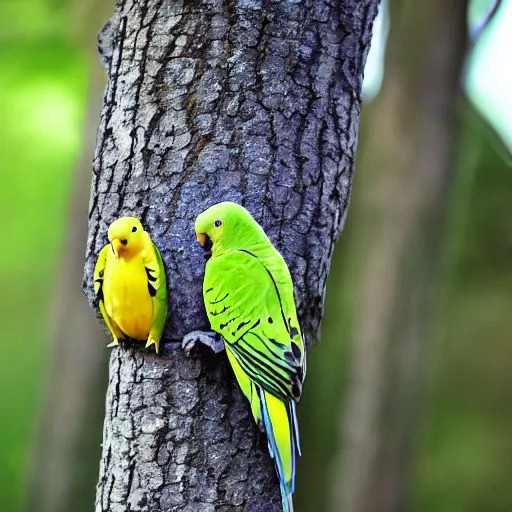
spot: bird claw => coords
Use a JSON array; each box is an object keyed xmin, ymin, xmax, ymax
[
  {"xmin": 145, "ymin": 337, "xmax": 159, "ymax": 354},
  {"xmin": 107, "ymin": 339, "xmax": 119, "ymax": 348},
  {"xmin": 182, "ymin": 330, "xmax": 225, "ymax": 354}
]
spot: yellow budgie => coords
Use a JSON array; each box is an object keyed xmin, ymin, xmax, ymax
[{"xmin": 93, "ymin": 217, "xmax": 167, "ymax": 353}]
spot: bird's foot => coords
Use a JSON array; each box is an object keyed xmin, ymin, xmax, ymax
[
  {"xmin": 145, "ymin": 337, "xmax": 159, "ymax": 354},
  {"xmin": 182, "ymin": 330, "xmax": 225, "ymax": 354},
  {"xmin": 107, "ymin": 338, "xmax": 119, "ymax": 348}
]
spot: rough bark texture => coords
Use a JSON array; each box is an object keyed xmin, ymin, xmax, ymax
[
  {"xmin": 330, "ymin": 1, "xmax": 468, "ymax": 511},
  {"xmin": 84, "ymin": 0, "xmax": 379, "ymax": 510}
]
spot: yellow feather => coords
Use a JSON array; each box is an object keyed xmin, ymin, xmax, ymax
[
  {"xmin": 264, "ymin": 391, "xmax": 293, "ymax": 486},
  {"xmin": 226, "ymin": 345, "xmax": 262, "ymax": 426},
  {"xmin": 103, "ymin": 251, "xmax": 154, "ymax": 340}
]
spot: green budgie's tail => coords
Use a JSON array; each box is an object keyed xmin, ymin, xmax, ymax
[{"xmin": 258, "ymin": 388, "xmax": 301, "ymax": 512}]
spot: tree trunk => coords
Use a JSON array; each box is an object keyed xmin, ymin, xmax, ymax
[
  {"xmin": 83, "ymin": 1, "xmax": 379, "ymax": 510},
  {"xmin": 330, "ymin": 1, "xmax": 467, "ymax": 511}
]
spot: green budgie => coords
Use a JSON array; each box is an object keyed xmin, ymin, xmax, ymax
[{"xmin": 193, "ymin": 202, "xmax": 306, "ymax": 512}]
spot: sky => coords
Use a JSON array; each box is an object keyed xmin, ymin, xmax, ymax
[
  {"xmin": 467, "ymin": 0, "xmax": 512, "ymax": 152},
  {"xmin": 363, "ymin": 0, "xmax": 512, "ymax": 153}
]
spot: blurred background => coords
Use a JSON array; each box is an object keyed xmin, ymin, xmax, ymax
[{"xmin": 0, "ymin": 0, "xmax": 510, "ymax": 511}]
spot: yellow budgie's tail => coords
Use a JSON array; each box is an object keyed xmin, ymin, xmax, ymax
[{"xmin": 258, "ymin": 388, "xmax": 301, "ymax": 512}]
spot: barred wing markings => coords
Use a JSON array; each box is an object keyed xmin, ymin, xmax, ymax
[{"xmin": 204, "ymin": 250, "xmax": 303, "ymax": 401}]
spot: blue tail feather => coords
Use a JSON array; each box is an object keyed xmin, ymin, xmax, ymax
[
  {"xmin": 258, "ymin": 388, "xmax": 300, "ymax": 512},
  {"xmin": 284, "ymin": 491, "xmax": 294, "ymax": 512}
]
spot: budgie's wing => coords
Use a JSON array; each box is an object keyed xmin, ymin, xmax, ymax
[
  {"xmin": 204, "ymin": 250, "xmax": 304, "ymax": 402},
  {"xmin": 94, "ymin": 245, "xmax": 123, "ymax": 342},
  {"xmin": 142, "ymin": 235, "xmax": 167, "ymax": 353},
  {"xmin": 93, "ymin": 245, "xmax": 109, "ymax": 300},
  {"xmin": 225, "ymin": 344, "xmax": 264, "ymax": 427}
]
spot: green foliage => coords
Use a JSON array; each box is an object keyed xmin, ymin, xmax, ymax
[
  {"xmin": 414, "ymin": 110, "xmax": 512, "ymax": 512},
  {"xmin": 0, "ymin": 0, "xmax": 69, "ymax": 41},
  {"xmin": 0, "ymin": 40, "xmax": 87, "ymax": 511}
]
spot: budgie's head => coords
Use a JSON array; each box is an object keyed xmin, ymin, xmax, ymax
[
  {"xmin": 195, "ymin": 202, "xmax": 265, "ymax": 259},
  {"xmin": 107, "ymin": 217, "xmax": 145, "ymax": 259}
]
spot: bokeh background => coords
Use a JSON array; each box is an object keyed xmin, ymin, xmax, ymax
[{"xmin": 0, "ymin": 0, "xmax": 510, "ymax": 511}]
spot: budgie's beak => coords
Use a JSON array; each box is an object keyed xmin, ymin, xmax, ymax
[
  {"xmin": 197, "ymin": 233, "xmax": 207, "ymax": 246},
  {"xmin": 110, "ymin": 238, "xmax": 125, "ymax": 259},
  {"xmin": 197, "ymin": 233, "xmax": 213, "ymax": 260}
]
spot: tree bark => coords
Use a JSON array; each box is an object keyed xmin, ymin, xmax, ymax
[
  {"xmin": 330, "ymin": 1, "xmax": 468, "ymax": 511},
  {"xmin": 83, "ymin": 1, "xmax": 379, "ymax": 510}
]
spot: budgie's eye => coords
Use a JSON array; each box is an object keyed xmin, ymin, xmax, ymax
[
  {"xmin": 132, "ymin": 226, "xmax": 138, "ymax": 232},
  {"xmin": 214, "ymin": 220, "xmax": 222, "ymax": 227}
]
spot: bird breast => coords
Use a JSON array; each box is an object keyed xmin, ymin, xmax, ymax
[{"xmin": 103, "ymin": 256, "xmax": 154, "ymax": 340}]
